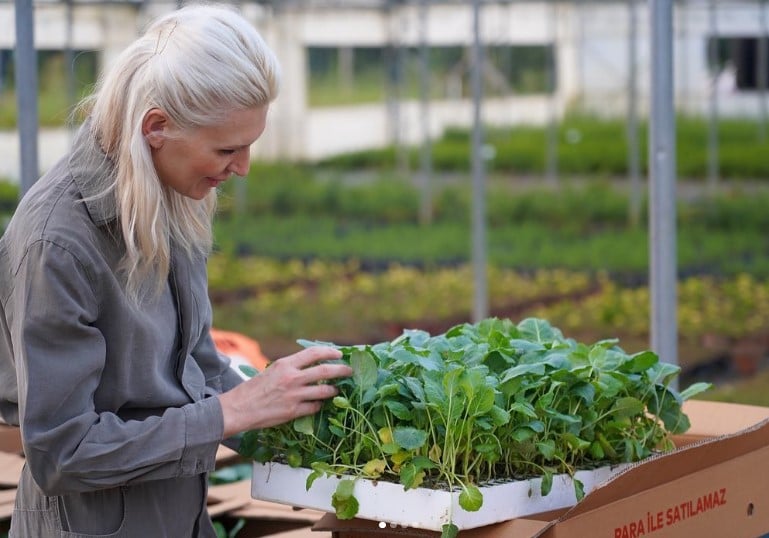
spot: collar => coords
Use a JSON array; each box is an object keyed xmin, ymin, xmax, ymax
[{"xmin": 68, "ymin": 120, "xmax": 120, "ymax": 225}]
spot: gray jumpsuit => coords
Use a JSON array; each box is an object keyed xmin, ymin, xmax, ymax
[{"xmin": 0, "ymin": 124, "xmax": 244, "ymax": 537}]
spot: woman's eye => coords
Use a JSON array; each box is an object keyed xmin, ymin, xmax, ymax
[{"xmin": 218, "ymin": 149, "xmax": 236, "ymax": 155}]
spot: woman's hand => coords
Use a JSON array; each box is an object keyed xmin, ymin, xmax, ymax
[{"xmin": 218, "ymin": 345, "xmax": 352, "ymax": 437}]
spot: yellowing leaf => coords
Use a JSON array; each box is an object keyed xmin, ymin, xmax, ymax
[
  {"xmin": 390, "ymin": 450, "xmax": 411, "ymax": 466},
  {"xmin": 362, "ymin": 458, "xmax": 386, "ymax": 478},
  {"xmin": 378, "ymin": 427, "xmax": 393, "ymax": 445}
]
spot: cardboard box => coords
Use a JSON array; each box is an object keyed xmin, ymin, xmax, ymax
[
  {"xmin": 310, "ymin": 400, "xmax": 769, "ymax": 537},
  {"xmin": 0, "ymin": 424, "xmax": 22, "ymax": 455}
]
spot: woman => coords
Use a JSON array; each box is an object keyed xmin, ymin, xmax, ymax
[{"xmin": 0, "ymin": 4, "xmax": 351, "ymax": 536}]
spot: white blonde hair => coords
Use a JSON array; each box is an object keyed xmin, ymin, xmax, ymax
[{"xmin": 82, "ymin": 3, "xmax": 280, "ymax": 302}]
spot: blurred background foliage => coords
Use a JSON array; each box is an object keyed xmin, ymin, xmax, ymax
[{"xmin": 2, "ymin": 52, "xmax": 769, "ymax": 405}]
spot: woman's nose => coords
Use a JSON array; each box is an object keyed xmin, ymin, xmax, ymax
[{"xmin": 228, "ymin": 148, "xmax": 251, "ymax": 177}]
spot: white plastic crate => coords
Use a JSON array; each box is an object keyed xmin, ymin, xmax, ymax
[{"xmin": 251, "ymin": 461, "xmax": 630, "ymax": 531}]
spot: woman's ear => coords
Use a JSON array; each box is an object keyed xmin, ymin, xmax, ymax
[{"xmin": 142, "ymin": 108, "xmax": 168, "ymax": 149}]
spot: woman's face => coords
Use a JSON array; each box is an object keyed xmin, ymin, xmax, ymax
[{"xmin": 144, "ymin": 105, "xmax": 269, "ymax": 200}]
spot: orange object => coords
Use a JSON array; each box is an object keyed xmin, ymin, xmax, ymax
[{"xmin": 210, "ymin": 328, "xmax": 270, "ymax": 371}]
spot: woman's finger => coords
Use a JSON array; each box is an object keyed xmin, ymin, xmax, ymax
[{"xmin": 279, "ymin": 345, "xmax": 343, "ymax": 370}]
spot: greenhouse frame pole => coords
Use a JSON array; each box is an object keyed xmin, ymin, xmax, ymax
[
  {"xmin": 15, "ymin": 0, "xmax": 39, "ymax": 197},
  {"xmin": 418, "ymin": 0, "xmax": 433, "ymax": 226},
  {"xmin": 65, "ymin": 0, "xmax": 75, "ymax": 124},
  {"xmin": 758, "ymin": 0, "xmax": 768, "ymax": 143},
  {"xmin": 545, "ymin": 1, "xmax": 558, "ymax": 186},
  {"xmin": 627, "ymin": 0, "xmax": 641, "ymax": 228},
  {"xmin": 471, "ymin": 0, "xmax": 488, "ymax": 323},
  {"xmin": 707, "ymin": 0, "xmax": 720, "ymax": 193},
  {"xmin": 649, "ymin": 0, "xmax": 679, "ymax": 381}
]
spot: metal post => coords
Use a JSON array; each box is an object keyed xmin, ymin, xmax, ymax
[
  {"xmin": 546, "ymin": 1, "xmax": 558, "ymax": 186},
  {"xmin": 471, "ymin": 0, "xmax": 488, "ymax": 323},
  {"xmin": 14, "ymin": 0, "xmax": 39, "ymax": 197},
  {"xmin": 649, "ymin": 0, "xmax": 679, "ymax": 381},
  {"xmin": 707, "ymin": 0, "xmax": 720, "ymax": 193},
  {"xmin": 758, "ymin": 0, "xmax": 768, "ymax": 143},
  {"xmin": 627, "ymin": 0, "xmax": 642, "ymax": 228},
  {"xmin": 65, "ymin": 0, "xmax": 76, "ymax": 132},
  {"xmin": 678, "ymin": 0, "xmax": 690, "ymax": 113},
  {"xmin": 385, "ymin": 2, "xmax": 406, "ymax": 174},
  {"xmin": 418, "ymin": 0, "xmax": 433, "ymax": 226},
  {"xmin": 338, "ymin": 46, "xmax": 354, "ymax": 94}
]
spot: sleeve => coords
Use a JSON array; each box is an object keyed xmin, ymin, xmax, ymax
[
  {"xmin": 14, "ymin": 240, "xmax": 223, "ymax": 495},
  {"xmin": 192, "ymin": 328, "xmax": 246, "ymax": 396},
  {"xmin": 190, "ymin": 298, "xmax": 246, "ymax": 452}
]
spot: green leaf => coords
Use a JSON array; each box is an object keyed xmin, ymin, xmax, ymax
[
  {"xmin": 517, "ymin": 318, "xmax": 562, "ymax": 344},
  {"xmin": 238, "ymin": 364, "xmax": 259, "ymax": 378},
  {"xmin": 441, "ymin": 523, "xmax": 459, "ymax": 538},
  {"xmin": 384, "ymin": 400, "xmax": 413, "ymax": 420},
  {"xmin": 611, "ymin": 397, "xmax": 645, "ymax": 419},
  {"xmin": 401, "ymin": 376, "xmax": 426, "ymax": 402},
  {"xmin": 399, "ymin": 462, "xmax": 425, "ymax": 490},
  {"xmin": 361, "ymin": 385, "xmax": 378, "ymax": 405},
  {"xmin": 293, "ymin": 415, "xmax": 314, "ymax": 435},
  {"xmin": 625, "ymin": 350, "xmax": 659, "ymax": 373},
  {"xmin": 391, "ymin": 347, "xmax": 424, "ymax": 367},
  {"xmin": 442, "ymin": 367, "xmax": 464, "ymax": 397},
  {"xmin": 335, "ymin": 478, "xmax": 354, "ymax": 499},
  {"xmin": 236, "ymin": 430, "xmax": 260, "ymax": 460},
  {"xmin": 596, "ymin": 432, "xmax": 618, "ymax": 459},
  {"xmin": 306, "ymin": 469, "xmax": 322, "ymax": 490},
  {"xmin": 561, "ymin": 432, "xmax": 590, "ymax": 452},
  {"xmin": 459, "ymin": 484, "xmax": 484, "ymax": 512},
  {"xmin": 332, "ymin": 480, "xmax": 360, "ymax": 520},
  {"xmin": 286, "ymin": 449, "xmax": 302, "ymax": 468},
  {"xmin": 540, "ymin": 471, "xmax": 554, "ymax": 496},
  {"xmin": 332, "ymin": 396, "xmax": 351, "ymax": 409},
  {"xmin": 393, "ymin": 426, "xmax": 429, "ymax": 450},
  {"xmin": 381, "ymin": 442, "xmax": 400, "ymax": 455},
  {"xmin": 227, "ymin": 518, "xmax": 246, "ymax": 538},
  {"xmin": 509, "ymin": 339, "xmax": 546, "ymax": 353},
  {"xmin": 489, "ymin": 405, "xmax": 511, "ymax": 427},
  {"xmin": 422, "ymin": 373, "xmax": 446, "ymax": 405},
  {"xmin": 467, "ymin": 387, "xmax": 496, "ymax": 417},
  {"xmin": 527, "ymin": 420, "xmax": 546, "ymax": 433},
  {"xmin": 649, "ymin": 387, "xmax": 688, "ymax": 433},
  {"xmin": 297, "ymin": 339, "xmax": 338, "ymax": 349},
  {"xmin": 593, "ymin": 373, "xmax": 625, "ymax": 398},
  {"xmin": 484, "ymin": 350, "xmax": 512, "ymax": 374},
  {"xmin": 541, "ymin": 351, "xmax": 571, "ymax": 370},
  {"xmin": 511, "ymin": 427, "xmax": 536, "ymax": 443},
  {"xmin": 209, "ymin": 463, "xmax": 252, "ymax": 484},
  {"xmin": 544, "ymin": 408, "xmax": 582, "ymax": 426},
  {"xmin": 509, "ymin": 401, "xmax": 538, "ymax": 419},
  {"xmin": 570, "ymin": 382, "xmax": 595, "ymax": 404},
  {"xmin": 500, "ymin": 363, "xmax": 546, "ymax": 383},
  {"xmin": 589, "ymin": 346, "xmax": 622, "ymax": 371},
  {"xmin": 679, "ymin": 382, "xmax": 712, "ymax": 401},
  {"xmin": 411, "ymin": 455, "xmax": 438, "ymax": 470},
  {"xmin": 351, "ymin": 349, "xmax": 378, "ymax": 390},
  {"xmin": 646, "ymin": 361, "xmax": 681, "ymax": 386},
  {"xmin": 536, "ymin": 439, "xmax": 557, "ymax": 460},
  {"xmin": 397, "ymin": 328, "xmax": 432, "ymax": 347},
  {"xmin": 573, "ymin": 478, "xmax": 585, "ymax": 501}
]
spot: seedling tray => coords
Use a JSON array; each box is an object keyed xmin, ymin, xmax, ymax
[{"xmin": 251, "ymin": 461, "xmax": 629, "ymax": 531}]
